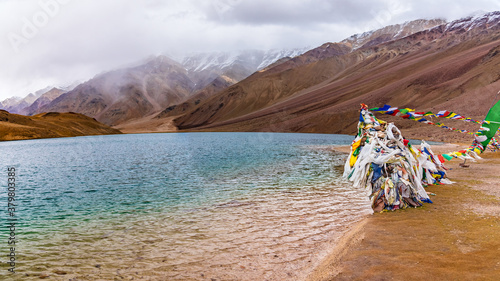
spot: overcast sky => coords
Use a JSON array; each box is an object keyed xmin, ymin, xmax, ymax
[{"xmin": 1, "ymin": 0, "xmax": 499, "ymax": 100}]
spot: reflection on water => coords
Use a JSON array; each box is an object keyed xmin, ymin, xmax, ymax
[{"xmin": 0, "ymin": 133, "xmax": 371, "ymax": 280}]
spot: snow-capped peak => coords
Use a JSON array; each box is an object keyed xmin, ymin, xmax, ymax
[
  {"xmin": 180, "ymin": 48, "xmax": 310, "ymax": 73},
  {"xmin": 341, "ymin": 19, "xmax": 446, "ymax": 50},
  {"xmin": 444, "ymin": 11, "xmax": 500, "ymax": 32}
]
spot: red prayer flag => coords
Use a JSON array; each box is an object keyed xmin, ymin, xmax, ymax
[{"xmin": 438, "ymin": 155, "xmax": 445, "ymax": 163}]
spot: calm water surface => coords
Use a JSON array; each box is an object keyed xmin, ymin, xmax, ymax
[{"xmin": 0, "ymin": 132, "xmax": 371, "ymax": 280}]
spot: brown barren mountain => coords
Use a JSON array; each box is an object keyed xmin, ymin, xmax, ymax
[
  {"xmin": 170, "ymin": 12, "xmax": 500, "ymax": 143},
  {"xmin": 35, "ymin": 50, "xmax": 308, "ymax": 129},
  {"xmin": 0, "ymin": 87, "xmax": 49, "ymax": 114},
  {"xmin": 157, "ymin": 19, "xmax": 445, "ymax": 122},
  {"xmin": 22, "ymin": 87, "xmax": 66, "ymax": 115},
  {"xmin": 0, "ymin": 110, "xmax": 121, "ymax": 141},
  {"xmin": 36, "ymin": 56, "xmax": 196, "ymax": 126}
]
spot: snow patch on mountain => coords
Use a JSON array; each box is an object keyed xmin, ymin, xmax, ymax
[
  {"xmin": 341, "ymin": 19, "xmax": 446, "ymax": 50},
  {"xmin": 257, "ymin": 48, "xmax": 308, "ymax": 70},
  {"xmin": 444, "ymin": 11, "xmax": 500, "ymax": 32},
  {"xmin": 180, "ymin": 48, "xmax": 310, "ymax": 73}
]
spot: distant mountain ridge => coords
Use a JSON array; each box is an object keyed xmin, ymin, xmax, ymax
[
  {"xmin": 341, "ymin": 19, "xmax": 446, "ymax": 49},
  {"xmin": 0, "ymin": 86, "xmax": 51, "ymax": 114},
  {"xmin": 3, "ymin": 12, "xmax": 497, "ymax": 143},
  {"xmin": 23, "ymin": 87, "xmax": 66, "ymax": 115},
  {"xmin": 169, "ymin": 11, "xmax": 500, "ymax": 143},
  {"xmin": 0, "ymin": 84, "xmax": 75, "ymax": 116},
  {"xmin": 1, "ymin": 48, "xmax": 309, "ymax": 127},
  {"xmin": 155, "ymin": 19, "xmax": 446, "ymax": 123},
  {"xmin": 181, "ymin": 48, "xmax": 310, "ymax": 73},
  {"xmin": 0, "ymin": 17, "xmax": 445, "ymax": 125}
]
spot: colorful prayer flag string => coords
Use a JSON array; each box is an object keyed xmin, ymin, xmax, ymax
[{"xmin": 369, "ymin": 104, "xmax": 500, "ymax": 162}]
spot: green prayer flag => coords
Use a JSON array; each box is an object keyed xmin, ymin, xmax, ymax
[
  {"xmin": 442, "ymin": 154, "xmax": 453, "ymax": 161},
  {"xmin": 476, "ymin": 99, "xmax": 500, "ymax": 152}
]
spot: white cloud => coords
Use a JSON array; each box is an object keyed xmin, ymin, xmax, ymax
[{"xmin": 0, "ymin": 0, "xmax": 499, "ymax": 100}]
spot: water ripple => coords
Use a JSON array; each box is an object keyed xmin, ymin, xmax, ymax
[{"xmin": 0, "ymin": 133, "xmax": 370, "ymax": 280}]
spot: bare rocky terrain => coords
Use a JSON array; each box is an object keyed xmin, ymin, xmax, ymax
[
  {"xmin": 0, "ymin": 110, "xmax": 121, "ymax": 141},
  {"xmin": 168, "ymin": 12, "xmax": 500, "ymax": 144}
]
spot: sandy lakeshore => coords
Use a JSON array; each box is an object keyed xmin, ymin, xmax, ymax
[{"xmin": 307, "ymin": 144, "xmax": 500, "ymax": 281}]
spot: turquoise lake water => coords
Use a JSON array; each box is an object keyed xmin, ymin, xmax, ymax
[{"xmin": 0, "ymin": 132, "xmax": 371, "ymax": 280}]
